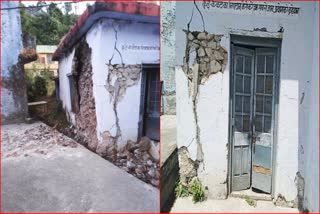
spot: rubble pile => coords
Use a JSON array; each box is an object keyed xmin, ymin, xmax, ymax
[
  {"xmin": 62, "ymin": 125, "xmax": 160, "ymax": 188},
  {"xmin": 115, "ymin": 137, "xmax": 160, "ymax": 187},
  {"xmin": 3, "ymin": 124, "xmax": 78, "ymax": 158}
]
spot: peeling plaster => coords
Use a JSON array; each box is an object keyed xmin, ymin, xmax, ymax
[
  {"xmin": 180, "ymin": 30, "xmax": 228, "ymax": 176},
  {"xmin": 178, "ymin": 146, "xmax": 198, "ymax": 184}
]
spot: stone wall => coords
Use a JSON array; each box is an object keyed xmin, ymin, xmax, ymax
[
  {"xmin": 183, "ymin": 31, "xmax": 228, "ymax": 84},
  {"xmin": 71, "ymin": 39, "xmax": 99, "ymax": 152}
]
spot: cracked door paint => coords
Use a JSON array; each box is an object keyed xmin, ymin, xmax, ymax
[
  {"xmin": 252, "ymin": 48, "xmax": 277, "ymax": 193},
  {"xmin": 231, "ymin": 46, "xmax": 254, "ymax": 191},
  {"xmin": 231, "ymin": 46, "xmax": 277, "ymax": 193}
]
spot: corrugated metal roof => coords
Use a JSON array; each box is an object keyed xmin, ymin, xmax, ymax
[{"xmin": 36, "ymin": 45, "xmax": 57, "ymax": 53}]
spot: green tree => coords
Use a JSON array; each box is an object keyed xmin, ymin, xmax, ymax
[
  {"xmin": 20, "ymin": 2, "xmax": 79, "ymax": 45},
  {"xmin": 34, "ymin": 75, "xmax": 47, "ymax": 97}
]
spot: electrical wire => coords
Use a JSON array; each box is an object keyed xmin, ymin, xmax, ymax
[{"xmin": 1, "ymin": 1, "xmax": 79, "ymax": 10}]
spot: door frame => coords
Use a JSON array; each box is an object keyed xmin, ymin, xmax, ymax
[
  {"xmin": 138, "ymin": 63, "xmax": 160, "ymax": 139},
  {"xmin": 227, "ymin": 35, "xmax": 282, "ymax": 198}
]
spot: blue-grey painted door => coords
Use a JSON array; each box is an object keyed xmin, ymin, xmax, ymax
[
  {"xmin": 251, "ymin": 48, "xmax": 277, "ymax": 193},
  {"xmin": 231, "ymin": 46, "xmax": 254, "ymax": 191},
  {"xmin": 231, "ymin": 46, "xmax": 277, "ymax": 193}
]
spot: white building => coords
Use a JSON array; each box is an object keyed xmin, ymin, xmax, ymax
[
  {"xmin": 53, "ymin": 2, "xmax": 160, "ymax": 158},
  {"xmin": 174, "ymin": 1, "xmax": 318, "ymax": 211}
]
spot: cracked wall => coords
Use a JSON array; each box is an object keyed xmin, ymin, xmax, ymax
[
  {"xmin": 176, "ymin": 30, "xmax": 229, "ymax": 199},
  {"xmin": 86, "ymin": 18, "xmax": 159, "ymax": 147},
  {"xmin": 100, "ymin": 64, "xmax": 142, "ymax": 160},
  {"xmin": 175, "ymin": 2, "xmax": 318, "ymax": 206}
]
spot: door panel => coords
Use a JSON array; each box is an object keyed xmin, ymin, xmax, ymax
[
  {"xmin": 144, "ymin": 69, "xmax": 160, "ymax": 141},
  {"xmin": 231, "ymin": 46, "xmax": 277, "ymax": 193},
  {"xmin": 231, "ymin": 46, "xmax": 254, "ymax": 191},
  {"xmin": 251, "ymin": 48, "xmax": 277, "ymax": 193}
]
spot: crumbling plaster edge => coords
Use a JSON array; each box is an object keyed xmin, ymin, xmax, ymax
[{"xmin": 229, "ymin": 29, "xmax": 283, "ymax": 39}]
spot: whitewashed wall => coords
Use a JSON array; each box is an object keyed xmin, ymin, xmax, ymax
[
  {"xmin": 87, "ymin": 19, "xmax": 159, "ymax": 146},
  {"xmin": 58, "ymin": 49, "xmax": 76, "ymax": 124},
  {"xmin": 58, "ymin": 18, "xmax": 159, "ymax": 148},
  {"xmin": 301, "ymin": 3, "xmax": 319, "ymax": 212},
  {"xmin": 175, "ymin": 1, "xmax": 318, "ymax": 206}
]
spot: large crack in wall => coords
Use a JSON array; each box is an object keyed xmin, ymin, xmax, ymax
[
  {"xmin": 102, "ymin": 19, "xmax": 142, "ymax": 161},
  {"xmin": 103, "ymin": 64, "xmax": 142, "ymax": 161},
  {"xmin": 180, "ymin": 30, "xmax": 228, "ymax": 184}
]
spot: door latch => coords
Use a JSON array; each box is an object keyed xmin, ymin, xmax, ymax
[
  {"xmin": 252, "ymin": 134, "xmax": 256, "ymax": 153},
  {"xmin": 248, "ymin": 133, "xmax": 260, "ymax": 153}
]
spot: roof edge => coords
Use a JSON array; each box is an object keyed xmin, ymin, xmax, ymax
[{"xmin": 52, "ymin": 2, "xmax": 159, "ymax": 61}]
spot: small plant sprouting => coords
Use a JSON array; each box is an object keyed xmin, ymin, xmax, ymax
[
  {"xmin": 175, "ymin": 181, "xmax": 189, "ymax": 198},
  {"xmin": 243, "ymin": 195, "xmax": 257, "ymax": 207},
  {"xmin": 190, "ymin": 178, "xmax": 205, "ymax": 203}
]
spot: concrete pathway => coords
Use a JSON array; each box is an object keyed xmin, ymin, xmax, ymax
[
  {"xmin": 170, "ymin": 197, "xmax": 299, "ymax": 213},
  {"xmin": 161, "ymin": 115, "xmax": 177, "ymax": 165},
  {"xmin": 1, "ymin": 122, "xmax": 159, "ymax": 212}
]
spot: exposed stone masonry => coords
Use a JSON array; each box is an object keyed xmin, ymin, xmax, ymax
[
  {"xmin": 183, "ymin": 31, "xmax": 228, "ymax": 85},
  {"xmin": 105, "ymin": 64, "xmax": 141, "ymax": 102},
  {"xmin": 72, "ymin": 39, "xmax": 99, "ymax": 151}
]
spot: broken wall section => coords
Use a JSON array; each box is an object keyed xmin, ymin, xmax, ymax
[
  {"xmin": 99, "ymin": 64, "xmax": 142, "ymax": 161},
  {"xmin": 71, "ymin": 39, "xmax": 99, "ymax": 151},
  {"xmin": 177, "ymin": 30, "xmax": 229, "ymax": 199}
]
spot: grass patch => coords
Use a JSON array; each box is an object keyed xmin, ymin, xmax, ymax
[
  {"xmin": 175, "ymin": 181, "xmax": 189, "ymax": 198},
  {"xmin": 175, "ymin": 178, "xmax": 206, "ymax": 203},
  {"xmin": 190, "ymin": 178, "xmax": 205, "ymax": 203},
  {"xmin": 243, "ymin": 195, "xmax": 257, "ymax": 207}
]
